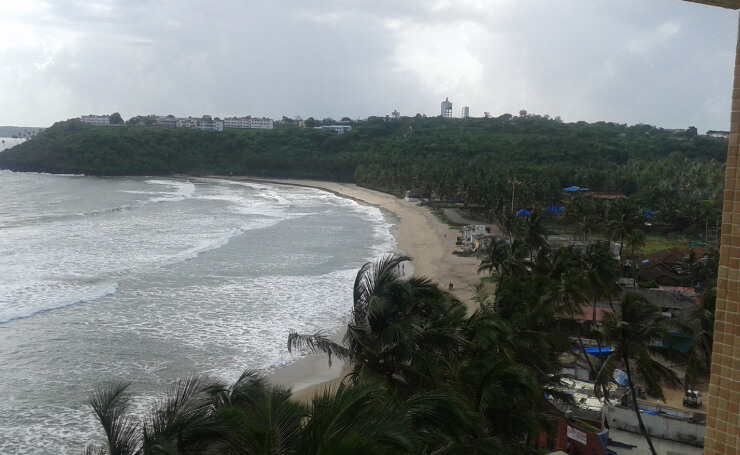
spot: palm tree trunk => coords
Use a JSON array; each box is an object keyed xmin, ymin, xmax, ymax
[
  {"xmin": 618, "ymin": 231, "xmax": 625, "ymax": 279},
  {"xmin": 624, "ymin": 356, "xmax": 658, "ymax": 455},
  {"xmin": 591, "ymin": 298, "xmax": 597, "ymax": 324},
  {"xmin": 576, "ymin": 334, "xmax": 597, "ymax": 380}
]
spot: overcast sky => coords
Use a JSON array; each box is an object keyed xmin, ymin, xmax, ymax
[{"xmin": 0, "ymin": 0, "xmax": 737, "ymax": 132}]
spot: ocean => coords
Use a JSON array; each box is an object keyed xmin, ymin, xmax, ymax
[{"xmin": 0, "ymin": 171, "xmax": 396, "ymax": 453}]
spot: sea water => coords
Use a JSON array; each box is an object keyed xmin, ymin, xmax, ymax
[{"xmin": 0, "ymin": 171, "xmax": 395, "ymax": 453}]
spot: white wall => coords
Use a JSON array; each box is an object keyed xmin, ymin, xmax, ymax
[{"xmin": 605, "ymin": 405, "xmax": 705, "ymax": 447}]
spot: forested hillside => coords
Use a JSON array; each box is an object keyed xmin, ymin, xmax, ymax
[{"xmin": 0, "ymin": 115, "xmax": 727, "ymax": 229}]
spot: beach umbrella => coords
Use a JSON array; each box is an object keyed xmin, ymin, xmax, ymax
[{"xmin": 515, "ymin": 209, "xmax": 532, "ymax": 216}]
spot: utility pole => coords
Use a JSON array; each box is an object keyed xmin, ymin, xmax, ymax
[{"xmin": 510, "ymin": 179, "xmax": 521, "ymax": 212}]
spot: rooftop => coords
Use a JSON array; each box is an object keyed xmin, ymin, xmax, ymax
[{"xmin": 682, "ymin": 0, "xmax": 740, "ymax": 7}]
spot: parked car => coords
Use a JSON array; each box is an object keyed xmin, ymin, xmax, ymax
[{"xmin": 683, "ymin": 390, "xmax": 703, "ymax": 407}]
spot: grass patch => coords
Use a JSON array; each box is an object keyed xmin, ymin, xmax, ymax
[
  {"xmin": 635, "ymin": 234, "xmax": 691, "ymax": 255},
  {"xmin": 428, "ymin": 208, "xmax": 462, "ymax": 229}
]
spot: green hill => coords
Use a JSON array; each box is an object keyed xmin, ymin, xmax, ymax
[{"xmin": 0, "ymin": 116, "xmax": 726, "ymax": 220}]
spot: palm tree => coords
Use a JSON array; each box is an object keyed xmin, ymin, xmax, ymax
[
  {"xmin": 541, "ymin": 246, "xmax": 599, "ymax": 379},
  {"xmin": 84, "ymin": 383, "xmax": 140, "ymax": 455},
  {"xmin": 498, "ymin": 239, "xmax": 530, "ymax": 278},
  {"xmin": 491, "ymin": 274, "xmax": 572, "ymax": 386},
  {"xmin": 625, "ymin": 228, "xmax": 646, "ymax": 281},
  {"xmin": 470, "ymin": 282, "xmax": 495, "ymax": 309},
  {"xmin": 452, "ymin": 340, "xmax": 546, "ymax": 451},
  {"xmin": 594, "ymin": 292, "xmax": 682, "ymax": 455},
  {"xmin": 684, "ymin": 287, "xmax": 715, "ymax": 392},
  {"xmin": 626, "ymin": 228, "xmax": 646, "ymax": 259},
  {"xmin": 682, "ymin": 247, "xmax": 700, "ymax": 287},
  {"xmin": 582, "ymin": 242, "xmax": 619, "ymax": 323},
  {"xmin": 521, "ymin": 211, "xmax": 550, "ymax": 255},
  {"xmin": 288, "ymin": 252, "xmax": 466, "ymax": 392},
  {"xmin": 564, "ymin": 193, "xmax": 596, "ymax": 241},
  {"xmin": 142, "ymin": 374, "xmax": 231, "ymax": 454},
  {"xmin": 85, "ymin": 375, "xmax": 232, "ymax": 455},
  {"xmin": 210, "ymin": 370, "xmax": 306, "ymax": 455},
  {"xmin": 605, "ymin": 198, "xmax": 644, "ymax": 260},
  {"xmin": 497, "ymin": 211, "xmax": 521, "ymax": 245},
  {"xmin": 477, "ymin": 237, "xmax": 509, "ymax": 276}
]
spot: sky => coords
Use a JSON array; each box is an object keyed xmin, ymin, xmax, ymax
[{"xmin": 0, "ymin": 0, "xmax": 737, "ymax": 132}]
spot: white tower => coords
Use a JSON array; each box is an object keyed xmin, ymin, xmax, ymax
[
  {"xmin": 441, "ymin": 98, "xmax": 453, "ymax": 118},
  {"xmin": 462, "ymin": 106, "xmax": 469, "ymax": 119}
]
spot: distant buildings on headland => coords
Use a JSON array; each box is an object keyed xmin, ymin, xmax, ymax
[
  {"xmin": 314, "ymin": 125, "xmax": 352, "ymax": 134},
  {"xmin": 77, "ymin": 109, "xmax": 729, "ymax": 139},
  {"xmin": 79, "ymin": 114, "xmax": 356, "ymax": 134},
  {"xmin": 80, "ymin": 114, "xmax": 274, "ymax": 132}
]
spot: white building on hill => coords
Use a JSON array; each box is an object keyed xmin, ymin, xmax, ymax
[
  {"xmin": 315, "ymin": 125, "xmax": 352, "ymax": 134},
  {"xmin": 176, "ymin": 117, "xmax": 224, "ymax": 131},
  {"xmin": 80, "ymin": 115, "xmax": 110, "ymax": 126},
  {"xmin": 223, "ymin": 116, "xmax": 274, "ymax": 129},
  {"xmin": 157, "ymin": 116, "xmax": 178, "ymax": 128}
]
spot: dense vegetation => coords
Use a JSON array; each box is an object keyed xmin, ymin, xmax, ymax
[
  {"xmin": 0, "ymin": 117, "xmax": 726, "ymax": 183},
  {"xmin": 5, "ymin": 116, "xmax": 714, "ymax": 453},
  {"xmin": 0, "ymin": 116, "xmax": 727, "ymax": 237},
  {"xmin": 84, "ymin": 244, "xmax": 708, "ymax": 454}
]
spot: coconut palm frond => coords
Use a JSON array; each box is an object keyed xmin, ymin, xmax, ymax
[
  {"xmin": 286, "ymin": 331, "xmax": 351, "ymax": 367},
  {"xmin": 87, "ymin": 382, "xmax": 140, "ymax": 455}
]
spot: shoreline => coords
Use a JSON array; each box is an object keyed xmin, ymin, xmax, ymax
[{"xmin": 212, "ymin": 177, "xmax": 482, "ymax": 400}]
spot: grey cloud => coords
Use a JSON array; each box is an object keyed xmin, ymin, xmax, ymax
[{"xmin": 0, "ymin": 0, "xmax": 737, "ymax": 132}]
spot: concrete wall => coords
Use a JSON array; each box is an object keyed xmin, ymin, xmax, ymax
[
  {"xmin": 605, "ymin": 405, "xmax": 705, "ymax": 447},
  {"xmin": 705, "ymin": 10, "xmax": 740, "ymax": 454}
]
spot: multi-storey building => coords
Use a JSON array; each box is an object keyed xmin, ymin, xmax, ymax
[
  {"xmin": 197, "ymin": 118, "xmax": 223, "ymax": 132},
  {"xmin": 157, "ymin": 116, "xmax": 178, "ymax": 128},
  {"xmin": 314, "ymin": 125, "xmax": 352, "ymax": 134},
  {"xmin": 680, "ymin": 2, "xmax": 740, "ymax": 454},
  {"xmin": 80, "ymin": 115, "xmax": 110, "ymax": 126},
  {"xmin": 175, "ymin": 117, "xmax": 224, "ymax": 131},
  {"xmin": 223, "ymin": 116, "xmax": 274, "ymax": 129},
  {"xmin": 441, "ymin": 98, "xmax": 453, "ymax": 118}
]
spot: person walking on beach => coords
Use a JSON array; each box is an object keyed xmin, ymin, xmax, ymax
[{"xmin": 448, "ymin": 282, "xmax": 454, "ymax": 291}]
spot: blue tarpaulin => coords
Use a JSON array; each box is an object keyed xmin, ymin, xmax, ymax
[
  {"xmin": 542, "ymin": 206, "xmax": 565, "ymax": 213},
  {"xmin": 563, "ymin": 186, "xmax": 590, "ymax": 192},
  {"xmin": 581, "ymin": 347, "xmax": 614, "ymax": 357},
  {"xmin": 516, "ymin": 209, "xmax": 532, "ymax": 216}
]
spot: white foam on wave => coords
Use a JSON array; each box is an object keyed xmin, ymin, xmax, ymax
[
  {"xmin": 117, "ymin": 267, "xmax": 358, "ymax": 383},
  {"xmin": 0, "ymin": 281, "xmax": 118, "ymax": 324},
  {"xmin": 145, "ymin": 179, "xmax": 196, "ymax": 203},
  {"xmin": 244, "ymin": 182, "xmax": 397, "ymax": 260},
  {"xmin": 0, "ymin": 404, "xmax": 101, "ymax": 455},
  {"xmin": 168, "ymin": 228, "xmax": 243, "ymax": 263},
  {"xmin": 316, "ymin": 190, "xmax": 397, "ymax": 257}
]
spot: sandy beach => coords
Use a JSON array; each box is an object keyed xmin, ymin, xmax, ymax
[{"xmin": 222, "ymin": 178, "xmax": 483, "ymax": 400}]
